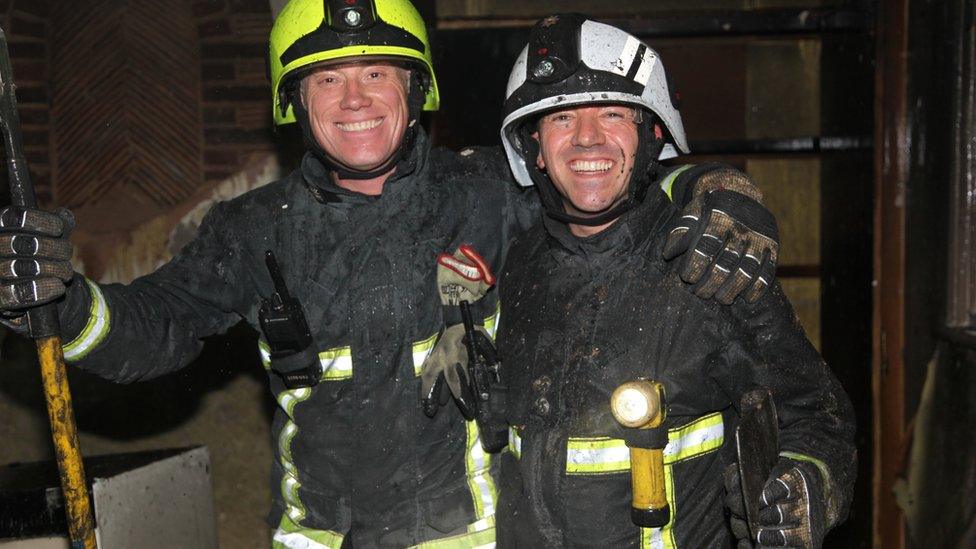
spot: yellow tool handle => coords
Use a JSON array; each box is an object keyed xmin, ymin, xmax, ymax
[
  {"xmin": 630, "ymin": 446, "xmax": 668, "ymax": 510},
  {"xmin": 38, "ymin": 336, "xmax": 97, "ymax": 549}
]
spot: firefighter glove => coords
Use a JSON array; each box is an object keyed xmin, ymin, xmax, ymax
[
  {"xmin": 0, "ymin": 206, "xmax": 75, "ymax": 313},
  {"xmin": 421, "ymin": 323, "xmax": 493, "ymax": 420},
  {"xmin": 664, "ymin": 169, "xmax": 779, "ymax": 304},
  {"xmin": 725, "ymin": 458, "xmax": 828, "ymax": 549},
  {"xmin": 437, "ymin": 244, "xmax": 495, "ymax": 306}
]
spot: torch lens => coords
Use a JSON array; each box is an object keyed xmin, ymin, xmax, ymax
[{"xmin": 614, "ymin": 387, "xmax": 650, "ymax": 424}]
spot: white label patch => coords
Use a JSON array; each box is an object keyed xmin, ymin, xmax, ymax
[
  {"xmin": 634, "ymin": 50, "xmax": 657, "ymax": 86},
  {"xmin": 613, "ymin": 35, "xmax": 641, "ymax": 77}
]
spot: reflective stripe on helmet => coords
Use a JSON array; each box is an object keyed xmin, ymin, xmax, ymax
[
  {"xmin": 62, "ymin": 278, "xmax": 110, "ymax": 362},
  {"xmin": 269, "ymin": 0, "xmax": 439, "ymax": 125},
  {"xmin": 501, "ymin": 16, "xmax": 689, "ymax": 188}
]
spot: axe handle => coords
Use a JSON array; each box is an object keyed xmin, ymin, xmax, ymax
[
  {"xmin": 39, "ymin": 337, "xmax": 97, "ymax": 548},
  {"xmin": 0, "ymin": 28, "xmax": 97, "ymax": 549}
]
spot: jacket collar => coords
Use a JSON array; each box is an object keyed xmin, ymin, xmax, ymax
[{"xmin": 543, "ymin": 174, "xmax": 674, "ymax": 259}]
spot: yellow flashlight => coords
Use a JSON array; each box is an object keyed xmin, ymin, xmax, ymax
[{"xmin": 610, "ymin": 379, "xmax": 669, "ymax": 528}]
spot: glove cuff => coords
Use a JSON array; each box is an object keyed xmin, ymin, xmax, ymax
[
  {"xmin": 779, "ymin": 452, "xmax": 840, "ymax": 528},
  {"xmin": 58, "ymin": 273, "xmax": 97, "ymax": 354}
]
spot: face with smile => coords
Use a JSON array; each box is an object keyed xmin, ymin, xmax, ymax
[
  {"xmin": 301, "ymin": 60, "xmax": 411, "ymax": 174},
  {"xmin": 534, "ymin": 104, "xmax": 640, "ymax": 235}
]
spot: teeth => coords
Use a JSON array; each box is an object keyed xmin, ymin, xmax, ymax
[
  {"xmin": 336, "ymin": 118, "xmax": 382, "ymax": 132},
  {"xmin": 570, "ymin": 160, "xmax": 613, "ymax": 172}
]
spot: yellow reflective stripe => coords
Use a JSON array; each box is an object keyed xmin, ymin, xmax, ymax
[
  {"xmin": 465, "ymin": 420, "xmax": 498, "ymax": 519},
  {"xmin": 663, "ymin": 413, "xmax": 724, "ymax": 464},
  {"xmin": 320, "ymin": 346, "xmax": 352, "ymax": 380},
  {"xmin": 258, "ymin": 340, "xmax": 354, "ymax": 381},
  {"xmin": 410, "ymin": 525, "xmax": 496, "ymax": 549},
  {"xmin": 564, "ymin": 414, "xmax": 725, "ymax": 473},
  {"xmin": 275, "ymin": 387, "xmax": 313, "ymax": 522},
  {"xmin": 640, "ymin": 450, "xmax": 679, "ymax": 549},
  {"xmin": 413, "ymin": 331, "xmax": 438, "ymax": 377},
  {"xmin": 258, "ymin": 340, "xmax": 272, "ymax": 370},
  {"xmin": 663, "ymin": 451, "xmax": 679, "ymax": 548},
  {"xmin": 467, "ymin": 515, "xmax": 495, "ymax": 533},
  {"xmin": 508, "ymin": 427, "xmax": 521, "ymax": 459},
  {"xmin": 566, "ymin": 437, "xmax": 631, "ymax": 474},
  {"xmin": 62, "ymin": 278, "xmax": 111, "ymax": 361},
  {"xmin": 483, "ymin": 302, "xmax": 500, "ymax": 340},
  {"xmin": 273, "ymin": 513, "xmax": 344, "ymax": 549},
  {"xmin": 659, "ymin": 164, "xmax": 694, "ymax": 201},
  {"xmin": 277, "ymin": 387, "xmax": 312, "ymax": 420}
]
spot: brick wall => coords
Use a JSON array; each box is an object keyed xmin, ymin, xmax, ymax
[
  {"xmin": 194, "ymin": 0, "xmax": 281, "ymax": 185},
  {"xmin": 0, "ymin": 0, "xmax": 283, "ymax": 208},
  {"xmin": 0, "ymin": 0, "xmax": 54, "ymax": 205}
]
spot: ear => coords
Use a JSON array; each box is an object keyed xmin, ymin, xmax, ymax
[{"xmin": 532, "ymin": 131, "xmax": 545, "ymax": 170}]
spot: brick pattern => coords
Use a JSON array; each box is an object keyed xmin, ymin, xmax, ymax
[
  {"xmin": 50, "ymin": 0, "xmax": 204, "ymax": 211},
  {"xmin": 0, "ymin": 0, "xmax": 54, "ymax": 205},
  {"xmin": 0, "ymin": 0, "xmax": 279, "ymax": 207},
  {"xmin": 196, "ymin": 0, "xmax": 277, "ymax": 184}
]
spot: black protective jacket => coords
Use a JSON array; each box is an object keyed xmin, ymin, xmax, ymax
[
  {"xmin": 57, "ymin": 131, "xmax": 537, "ymax": 547},
  {"xmin": 493, "ymin": 166, "xmax": 856, "ymax": 548}
]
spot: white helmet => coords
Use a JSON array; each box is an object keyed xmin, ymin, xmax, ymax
[{"xmin": 501, "ymin": 14, "xmax": 689, "ymax": 189}]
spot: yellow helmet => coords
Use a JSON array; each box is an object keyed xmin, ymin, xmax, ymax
[{"xmin": 269, "ymin": 0, "xmax": 440, "ymax": 126}]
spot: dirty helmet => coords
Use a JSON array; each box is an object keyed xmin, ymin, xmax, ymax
[
  {"xmin": 268, "ymin": 0, "xmax": 439, "ymax": 178},
  {"xmin": 501, "ymin": 14, "xmax": 690, "ymax": 225}
]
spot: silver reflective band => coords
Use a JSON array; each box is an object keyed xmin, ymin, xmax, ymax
[
  {"xmin": 563, "ymin": 413, "xmax": 725, "ymax": 474},
  {"xmin": 566, "ymin": 438, "xmax": 631, "ymax": 474},
  {"xmin": 258, "ymin": 341, "xmax": 353, "ymax": 381},
  {"xmin": 62, "ymin": 278, "xmax": 110, "ymax": 361},
  {"xmin": 412, "ymin": 332, "xmax": 437, "ymax": 376},
  {"xmin": 465, "ymin": 421, "xmax": 498, "ymax": 519},
  {"xmin": 508, "ymin": 426, "xmax": 522, "ymax": 458}
]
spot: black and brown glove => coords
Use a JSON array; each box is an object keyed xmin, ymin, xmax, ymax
[
  {"xmin": 725, "ymin": 457, "xmax": 830, "ymax": 548},
  {"xmin": 0, "ymin": 206, "xmax": 75, "ymax": 335},
  {"xmin": 664, "ymin": 168, "xmax": 778, "ymax": 305}
]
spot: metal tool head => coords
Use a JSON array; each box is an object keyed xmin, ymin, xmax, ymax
[{"xmin": 735, "ymin": 388, "xmax": 779, "ymax": 540}]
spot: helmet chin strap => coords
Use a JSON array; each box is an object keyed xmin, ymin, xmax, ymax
[
  {"xmin": 289, "ymin": 70, "xmax": 427, "ymax": 183},
  {"xmin": 522, "ymin": 117, "xmax": 665, "ymax": 227}
]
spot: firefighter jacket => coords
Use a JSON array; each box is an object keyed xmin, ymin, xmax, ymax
[
  {"xmin": 55, "ymin": 130, "xmax": 538, "ymax": 547},
  {"xmin": 493, "ymin": 165, "xmax": 856, "ymax": 548}
]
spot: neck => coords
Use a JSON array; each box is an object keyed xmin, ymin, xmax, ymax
[
  {"xmin": 333, "ymin": 167, "xmax": 396, "ymax": 196},
  {"xmin": 562, "ymin": 199, "xmax": 624, "ymax": 237}
]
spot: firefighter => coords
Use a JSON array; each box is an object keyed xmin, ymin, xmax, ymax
[
  {"xmin": 0, "ymin": 2, "xmax": 783, "ymax": 547},
  {"xmin": 491, "ymin": 14, "xmax": 856, "ymax": 548}
]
